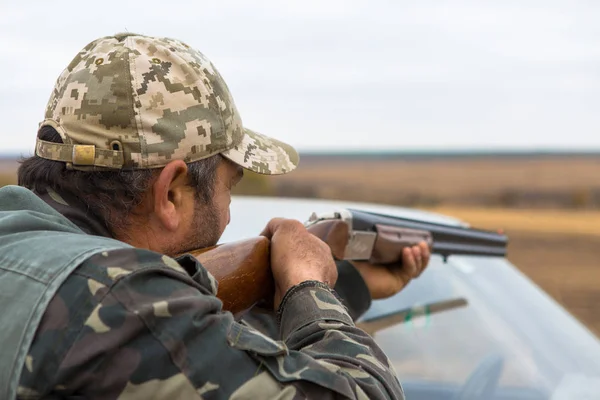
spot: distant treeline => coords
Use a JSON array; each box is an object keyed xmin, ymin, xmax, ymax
[{"xmin": 296, "ymin": 151, "xmax": 600, "ymax": 163}]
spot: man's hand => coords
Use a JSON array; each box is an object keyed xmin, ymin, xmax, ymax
[
  {"xmin": 351, "ymin": 241, "xmax": 431, "ymax": 300},
  {"xmin": 260, "ymin": 218, "xmax": 338, "ymax": 310}
]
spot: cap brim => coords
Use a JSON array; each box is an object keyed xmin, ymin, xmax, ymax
[{"xmin": 221, "ymin": 128, "xmax": 299, "ymax": 175}]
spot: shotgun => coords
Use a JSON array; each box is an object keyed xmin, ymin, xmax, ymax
[{"xmin": 187, "ymin": 208, "xmax": 508, "ymax": 315}]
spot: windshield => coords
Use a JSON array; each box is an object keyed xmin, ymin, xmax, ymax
[
  {"xmin": 360, "ymin": 255, "xmax": 600, "ymax": 399},
  {"xmin": 223, "ymin": 196, "xmax": 600, "ymax": 400}
]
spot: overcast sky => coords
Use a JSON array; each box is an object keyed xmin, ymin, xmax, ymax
[{"xmin": 1, "ymin": 0, "xmax": 599, "ymax": 154}]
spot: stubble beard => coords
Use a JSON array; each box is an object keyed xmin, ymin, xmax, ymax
[{"xmin": 167, "ymin": 198, "xmax": 222, "ymax": 256}]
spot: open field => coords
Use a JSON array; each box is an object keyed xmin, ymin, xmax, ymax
[
  {"xmin": 0, "ymin": 159, "xmax": 18, "ymax": 186},
  {"xmin": 428, "ymin": 207, "xmax": 600, "ymax": 237},
  {"xmin": 0, "ymin": 173, "xmax": 16, "ymax": 187},
  {"xmin": 270, "ymin": 155, "xmax": 600, "ymax": 209}
]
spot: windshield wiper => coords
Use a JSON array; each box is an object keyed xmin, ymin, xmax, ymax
[{"xmin": 357, "ymin": 297, "xmax": 468, "ymax": 336}]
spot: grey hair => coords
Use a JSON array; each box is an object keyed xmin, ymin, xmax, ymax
[{"xmin": 18, "ymin": 125, "xmax": 222, "ymax": 235}]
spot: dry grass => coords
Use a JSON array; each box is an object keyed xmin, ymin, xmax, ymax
[
  {"xmin": 274, "ymin": 157, "xmax": 600, "ymax": 208},
  {"xmin": 286, "ymin": 157, "xmax": 600, "ymax": 196},
  {"xmin": 0, "ymin": 173, "xmax": 17, "ymax": 187},
  {"xmin": 426, "ymin": 206, "xmax": 600, "ymax": 237},
  {"xmin": 0, "ymin": 160, "xmax": 18, "ymax": 187}
]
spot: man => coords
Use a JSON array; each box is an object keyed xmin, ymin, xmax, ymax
[{"xmin": 0, "ymin": 33, "xmax": 429, "ymax": 399}]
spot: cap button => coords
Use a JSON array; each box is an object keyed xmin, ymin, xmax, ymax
[{"xmin": 113, "ymin": 32, "xmax": 139, "ymax": 42}]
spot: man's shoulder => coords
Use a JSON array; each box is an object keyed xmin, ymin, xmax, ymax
[
  {"xmin": 18, "ymin": 247, "xmax": 213, "ymax": 396},
  {"xmin": 35, "ymin": 247, "xmax": 201, "ymax": 340},
  {"xmin": 74, "ymin": 247, "xmax": 195, "ymax": 286},
  {"xmin": 32, "ymin": 247, "xmax": 205, "ymax": 354}
]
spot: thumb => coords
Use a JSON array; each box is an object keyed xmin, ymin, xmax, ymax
[{"xmin": 259, "ymin": 217, "xmax": 285, "ymax": 239}]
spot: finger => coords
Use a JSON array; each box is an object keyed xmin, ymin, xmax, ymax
[
  {"xmin": 260, "ymin": 218, "xmax": 306, "ymax": 237},
  {"xmin": 259, "ymin": 217, "xmax": 285, "ymax": 239},
  {"xmin": 402, "ymin": 247, "xmax": 419, "ymax": 277},
  {"xmin": 412, "ymin": 245, "xmax": 423, "ymax": 273},
  {"xmin": 416, "ymin": 241, "xmax": 430, "ymax": 276},
  {"xmin": 419, "ymin": 241, "xmax": 431, "ymax": 264}
]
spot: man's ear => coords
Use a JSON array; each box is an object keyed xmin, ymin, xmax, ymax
[{"xmin": 152, "ymin": 160, "xmax": 191, "ymax": 232}]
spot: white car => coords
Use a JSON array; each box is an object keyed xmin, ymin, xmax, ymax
[{"xmin": 221, "ymin": 196, "xmax": 600, "ymax": 400}]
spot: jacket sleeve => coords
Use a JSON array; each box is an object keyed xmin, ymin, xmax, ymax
[
  {"xmin": 18, "ymin": 249, "xmax": 404, "ymax": 400},
  {"xmin": 239, "ymin": 259, "xmax": 373, "ymax": 339},
  {"xmin": 333, "ymin": 260, "xmax": 372, "ymax": 320}
]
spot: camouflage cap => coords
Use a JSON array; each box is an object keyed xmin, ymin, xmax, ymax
[{"xmin": 36, "ymin": 33, "xmax": 299, "ymax": 175}]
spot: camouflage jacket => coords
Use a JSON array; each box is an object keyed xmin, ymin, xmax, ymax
[{"xmin": 16, "ymin": 188, "xmax": 404, "ymax": 399}]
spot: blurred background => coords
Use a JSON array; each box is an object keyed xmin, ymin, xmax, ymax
[{"xmin": 1, "ymin": 1, "xmax": 598, "ymax": 334}]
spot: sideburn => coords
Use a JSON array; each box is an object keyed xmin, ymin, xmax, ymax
[{"xmin": 167, "ymin": 198, "xmax": 222, "ymax": 256}]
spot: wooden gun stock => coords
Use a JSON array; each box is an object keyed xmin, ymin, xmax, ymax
[
  {"xmin": 184, "ymin": 220, "xmax": 350, "ymax": 314},
  {"xmin": 187, "ymin": 236, "xmax": 273, "ymax": 315}
]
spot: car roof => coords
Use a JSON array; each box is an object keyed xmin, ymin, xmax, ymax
[
  {"xmin": 222, "ymin": 195, "xmax": 467, "ymax": 243},
  {"xmin": 231, "ymin": 195, "xmax": 464, "ymax": 226}
]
